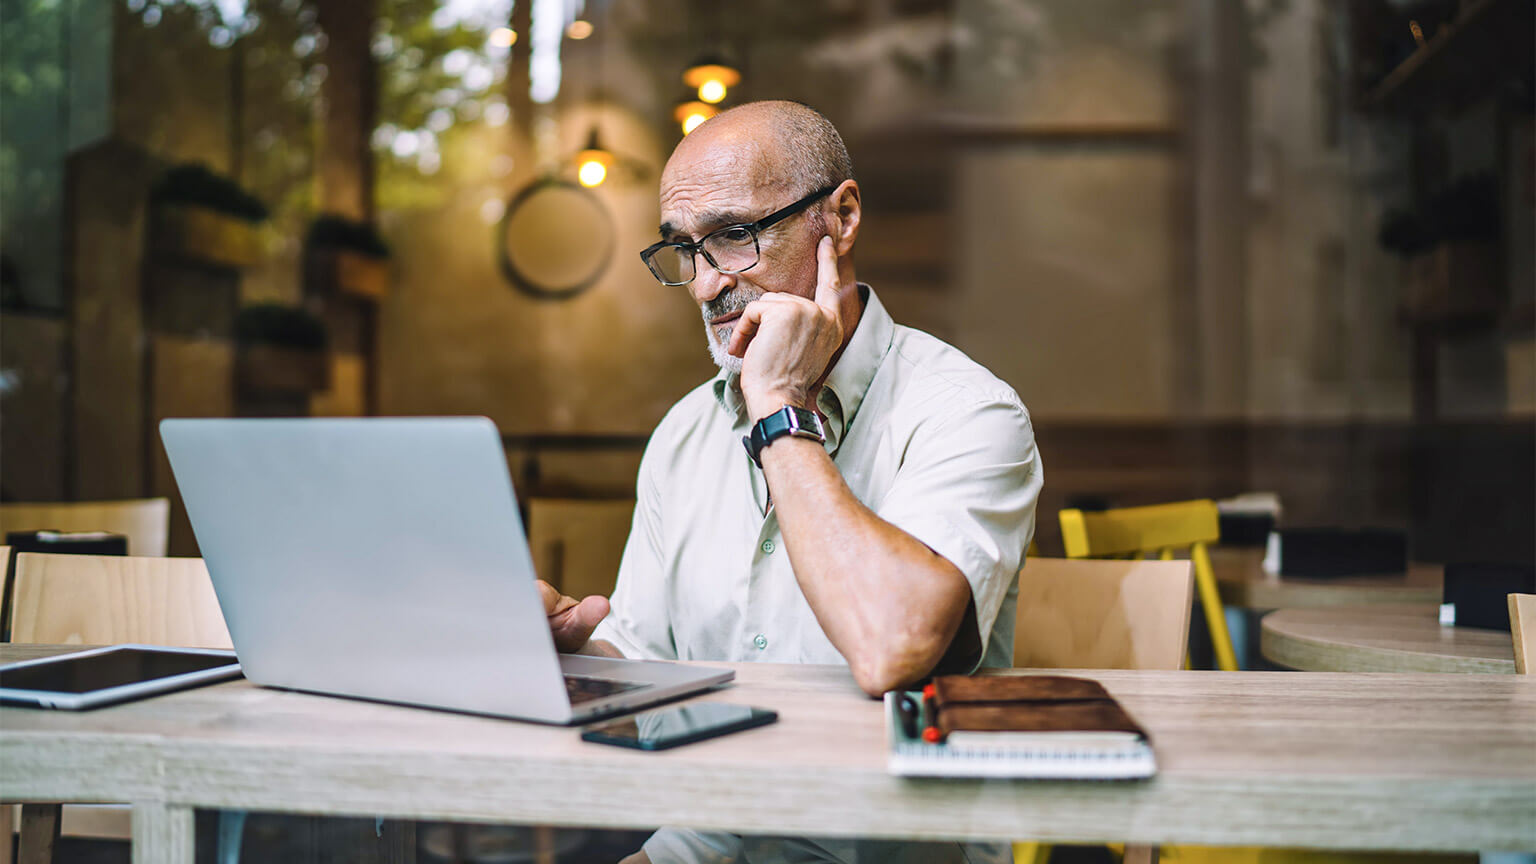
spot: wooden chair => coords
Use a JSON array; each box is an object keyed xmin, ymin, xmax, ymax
[
  {"xmin": 8, "ymin": 553, "xmax": 231, "ymax": 648},
  {"xmin": 1059, "ymin": 500, "xmax": 1239, "ymax": 671},
  {"xmin": 1011, "ymin": 558, "xmax": 1471, "ymax": 864},
  {"xmin": 5, "ymin": 552, "xmax": 231, "ymax": 864},
  {"xmin": 1012, "ymin": 558, "xmax": 1192, "ymax": 864},
  {"xmin": 1510, "ymin": 594, "xmax": 1536, "ymax": 675},
  {"xmin": 526, "ymin": 498, "xmax": 634, "ymax": 600},
  {"xmin": 1014, "ymin": 558, "xmax": 1193, "ymax": 671},
  {"xmin": 0, "ymin": 498, "xmax": 171, "ymax": 558}
]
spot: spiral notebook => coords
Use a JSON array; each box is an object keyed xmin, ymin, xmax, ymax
[{"xmin": 884, "ymin": 675, "xmax": 1157, "ymax": 779}]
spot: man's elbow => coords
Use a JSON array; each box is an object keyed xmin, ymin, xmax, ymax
[{"xmin": 848, "ymin": 635, "xmax": 951, "ymax": 697}]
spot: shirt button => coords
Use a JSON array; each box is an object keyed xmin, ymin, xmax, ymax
[
  {"xmin": 761, "ymin": 539, "xmax": 776, "ymax": 554},
  {"xmin": 753, "ymin": 634, "xmax": 768, "ymax": 650}
]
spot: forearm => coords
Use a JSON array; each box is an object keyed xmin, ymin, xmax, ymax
[{"xmin": 760, "ymin": 436, "xmax": 972, "ymax": 695}]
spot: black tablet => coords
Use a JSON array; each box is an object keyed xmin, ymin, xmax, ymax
[{"xmin": 0, "ymin": 645, "xmax": 242, "ymax": 709}]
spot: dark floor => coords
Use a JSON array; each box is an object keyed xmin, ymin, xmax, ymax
[{"xmin": 24, "ymin": 815, "xmax": 654, "ymax": 864}]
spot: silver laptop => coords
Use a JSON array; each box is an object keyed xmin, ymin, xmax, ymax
[{"xmin": 160, "ymin": 417, "xmax": 731, "ymax": 724}]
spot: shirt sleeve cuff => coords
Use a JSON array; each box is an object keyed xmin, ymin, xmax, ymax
[{"xmin": 895, "ymin": 514, "xmax": 1011, "ymax": 669}]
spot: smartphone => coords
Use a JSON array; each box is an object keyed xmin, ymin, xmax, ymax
[{"xmin": 580, "ymin": 702, "xmax": 778, "ymax": 750}]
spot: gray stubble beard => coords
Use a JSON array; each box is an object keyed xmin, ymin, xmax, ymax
[{"xmin": 701, "ymin": 286, "xmax": 762, "ymax": 373}]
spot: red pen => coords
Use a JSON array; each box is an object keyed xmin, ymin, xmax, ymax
[{"xmin": 920, "ymin": 683, "xmax": 943, "ymax": 743}]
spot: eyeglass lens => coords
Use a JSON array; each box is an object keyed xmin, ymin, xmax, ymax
[{"xmin": 649, "ymin": 226, "xmax": 759, "ymax": 285}]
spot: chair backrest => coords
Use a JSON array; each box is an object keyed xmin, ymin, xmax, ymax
[
  {"xmin": 1014, "ymin": 558, "xmax": 1194, "ymax": 671},
  {"xmin": 1059, "ymin": 500, "xmax": 1220, "ymax": 559},
  {"xmin": 0, "ymin": 498, "xmax": 171, "ymax": 557},
  {"xmin": 1510, "ymin": 593, "xmax": 1536, "ymax": 675},
  {"xmin": 8, "ymin": 552, "xmax": 232, "ymax": 648},
  {"xmin": 525, "ymin": 498, "xmax": 635, "ymax": 600}
]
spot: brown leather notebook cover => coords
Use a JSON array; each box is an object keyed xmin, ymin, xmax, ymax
[{"xmin": 931, "ymin": 675, "xmax": 1148, "ymax": 740}]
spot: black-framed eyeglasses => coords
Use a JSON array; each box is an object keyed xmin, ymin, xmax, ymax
[{"xmin": 639, "ymin": 185, "xmax": 837, "ymax": 286}]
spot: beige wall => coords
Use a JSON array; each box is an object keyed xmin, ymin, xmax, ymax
[
  {"xmin": 1244, "ymin": 0, "xmax": 1412, "ymax": 421},
  {"xmin": 948, "ymin": 0, "xmax": 1182, "ymax": 420},
  {"xmin": 378, "ymin": 107, "xmax": 717, "ymax": 434},
  {"xmin": 954, "ymin": 150, "xmax": 1179, "ymax": 419}
]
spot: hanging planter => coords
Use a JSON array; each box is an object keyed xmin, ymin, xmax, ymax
[
  {"xmin": 304, "ymin": 215, "xmax": 390, "ymax": 302},
  {"xmin": 150, "ymin": 163, "xmax": 269, "ymax": 269},
  {"xmin": 234, "ymin": 303, "xmax": 330, "ymax": 396}
]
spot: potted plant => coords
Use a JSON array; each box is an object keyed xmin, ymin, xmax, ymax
[
  {"xmin": 304, "ymin": 214, "xmax": 390, "ymax": 302},
  {"xmin": 234, "ymin": 303, "xmax": 329, "ymax": 396},
  {"xmin": 1380, "ymin": 174, "xmax": 1501, "ymax": 322},
  {"xmin": 151, "ymin": 163, "xmax": 269, "ymax": 269}
]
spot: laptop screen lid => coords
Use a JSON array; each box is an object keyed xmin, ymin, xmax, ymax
[{"xmin": 160, "ymin": 417, "xmax": 577, "ymax": 723}]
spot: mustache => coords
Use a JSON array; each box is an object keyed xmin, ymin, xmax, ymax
[{"xmin": 701, "ymin": 288, "xmax": 761, "ymax": 322}]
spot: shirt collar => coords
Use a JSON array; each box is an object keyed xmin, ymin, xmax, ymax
[{"xmin": 712, "ymin": 283, "xmax": 894, "ymax": 452}]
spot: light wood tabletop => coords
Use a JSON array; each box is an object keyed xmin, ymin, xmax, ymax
[
  {"xmin": 1261, "ymin": 604, "xmax": 1517, "ymax": 674},
  {"xmin": 1209, "ymin": 546, "xmax": 1443, "ymax": 610},
  {"xmin": 2, "ymin": 645, "xmax": 1534, "ymax": 862}
]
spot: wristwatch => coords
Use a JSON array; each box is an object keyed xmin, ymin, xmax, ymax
[{"xmin": 743, "ymin": 406, "xmax": 826, "ymax": 468}]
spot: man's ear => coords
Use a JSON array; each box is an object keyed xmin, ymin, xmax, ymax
[{"xmin": 830, "ymin": 180, "xmax": 861, "ymax": 256}]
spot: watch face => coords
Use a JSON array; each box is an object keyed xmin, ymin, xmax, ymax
[
  {"xmin": 787, "ymin": 406, "xmax": 825, "ymax": 440},
  {"xmin": 745, "ymin": 407, "xmax": 825, "ymax": 467}
]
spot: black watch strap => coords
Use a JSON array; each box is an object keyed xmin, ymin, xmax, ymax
[{"xmin": 743, "ymin": 406, "xmax": 826, "ymax": 468}]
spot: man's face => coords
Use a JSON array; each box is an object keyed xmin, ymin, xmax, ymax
[{"xmin": 657, "ymin": 140, "xmax": 823, "ymax": 371}]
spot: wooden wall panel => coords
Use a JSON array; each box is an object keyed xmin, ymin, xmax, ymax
[
  {"xmin": 0, "ymin": 313, "xmax": 67, "ymax": 500},
  {"xmin": 68, "ymin": 141, "xmax": 159, "ymax": 502},
  {"xmin": 148, "ymin": 336, "xmax": 234, "ymax": 557}
]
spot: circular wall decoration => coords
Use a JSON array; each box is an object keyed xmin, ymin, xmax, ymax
[{"xmin": 497, "ymin": 177, "xmax": 615, "ymax": 299}]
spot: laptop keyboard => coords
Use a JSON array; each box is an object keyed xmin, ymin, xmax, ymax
[{"xmin": 564, "ymin": 674, "xmax": 649, "ymax": 705}]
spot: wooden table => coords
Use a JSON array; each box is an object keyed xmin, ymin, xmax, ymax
[
  {"xmin": 1209, "ymin": 547, "xmax": 1443, "ymax": 610},
  {"xmin": 1262, "ymin": 604, "xmax": 1517, "ymax": 674},
  {"xmin": 3, "ymin": 645, "xmax": 1535, "ymax": 862}
]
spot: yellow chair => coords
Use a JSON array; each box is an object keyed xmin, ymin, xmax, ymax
[
  {"xmin": 4, "ymin": 552, "xmax": 232, "ymax": 863},
  {"xmin": 1012, "ymin": 558, "xmax": 1192, "ymax": 864},
  {"xmin": 1510, "ymin": 593, "xmax": 1535, "ymax": 674},
  {"xmin": 0, "ymin": 498, "xmax": 171, "ymax": 558},
  {"xmin": 1059, "ymin": 500, "xmax": 1238, "ymax": 672}
]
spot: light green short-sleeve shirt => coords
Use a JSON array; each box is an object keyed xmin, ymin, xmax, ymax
[
  {"xmin": 596, "ymin": 285, "xmax": 1040, "ymax": 864},
  {"xmin": 592, "ymin": 285, "xmax": 1043, "ymax": 674}
]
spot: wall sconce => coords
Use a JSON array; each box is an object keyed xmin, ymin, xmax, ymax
[{"xmin": 575, "ymin": 128, "xmax": 614, "ymax": 187}]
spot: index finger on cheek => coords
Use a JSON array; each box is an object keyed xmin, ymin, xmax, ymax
[{"xmin": 814, "ymin": 236, "xmax": 839, "ymax": 308}]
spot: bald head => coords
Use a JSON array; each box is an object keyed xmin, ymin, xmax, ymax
[{"xmin": 663, "ymin": 101, "xmax": 854, "ymax": 202}]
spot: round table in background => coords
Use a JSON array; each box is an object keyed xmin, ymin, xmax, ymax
[
  {"xmin": 1209, "ymin": 546, "xmax": 1443, "ymax": 610},
  {"xmin": 1261, "ymin": 604, "xmax": 1516, "ymax": 674}
]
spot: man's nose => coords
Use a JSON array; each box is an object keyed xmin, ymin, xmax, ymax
[{"xmin": 689, "ymin": 257, "xmax": 735, "ymax": 304}]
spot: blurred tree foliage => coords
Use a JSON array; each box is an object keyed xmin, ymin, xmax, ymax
[
  {"xmin": 0, "ymin": 0, "xmax": 71, "ymax": 309},
  {"xmin": 117, "ymin": 0, "xmax": 509, "ymax": 220},
  {"xmin": 371, "ymin": 0, "xmax": 510, "ymax": 209},
  {"xmin": 0, "ymin": 0, "xmax": 509, "ymax": 304}
]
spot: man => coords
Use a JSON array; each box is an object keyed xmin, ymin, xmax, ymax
[{"xmin": 539, "ymin": 101, "xmax": 1042, "ymax": 863}]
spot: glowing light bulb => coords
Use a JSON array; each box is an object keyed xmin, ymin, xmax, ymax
[
  {"xmin": 682, "ymin": 59, "xmax": 740, "ymax": 108},
  {"xmin": 490, "ymin": 28, "xmax": 517, "ymax": 47},
  {"xmin": 567, "ymin": 19, "xmax": 593, "ymax": 39},
  {"xmin": 578, "ymin": 159, "xmax": 608, "ymax": 187},
  {"xmin": 697, "ymin": 78, "xmax": 727, "ymax": 104},
  {"xmin": 674, "ymin": 99, "xmax": 719, "ymax": 135}
]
